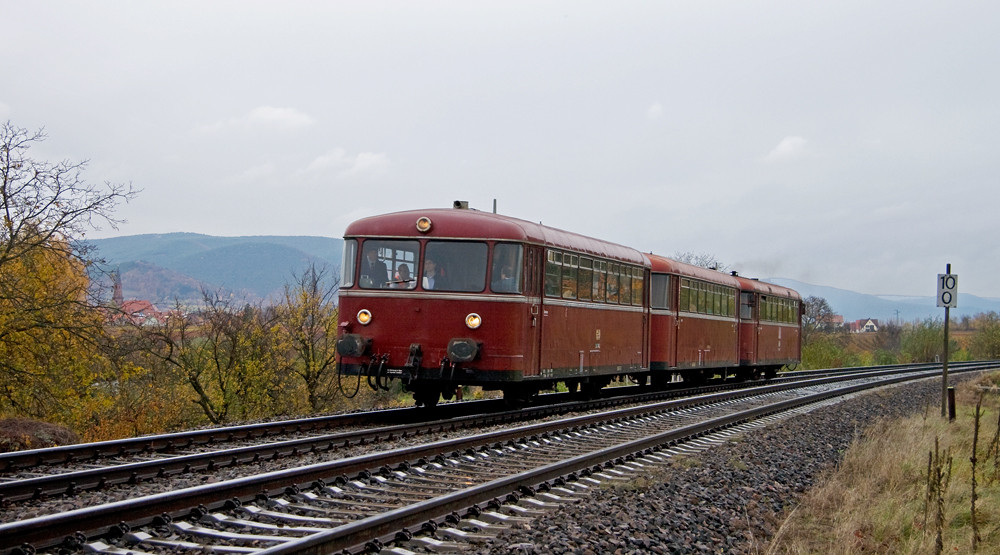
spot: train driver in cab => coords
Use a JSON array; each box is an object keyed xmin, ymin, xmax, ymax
[{"xmin": 363, "ymin": 248, "xmax": 389, "ymax": 288}]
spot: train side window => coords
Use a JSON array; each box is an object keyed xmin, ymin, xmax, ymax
[
  {"xmin": 607, "ymin": 263, "xmax": 619, "ymax": 303},
  {"xmin": 491, "ymin": 243, "xmax": 523, "ymax": 294},
  {"xmin": 545, "ymin": 251, "xmax": 561, "ymax": 297},
  {"xmin": 342, "ymin": 239, "xmax": 358, "ymax": 288},
  {"xmin": 631, "ymin": 268, "xmax": 643, "ymax": 305},
  {"xmin": 593, "ymin": 260, "xmax": 606, "ymax": 302},
  {"xmin": 562, "ymin": 254, "xmax": 578, "ymax": 299},
  {"xmin": 619, "ymin": 266, "xmax": 631, "ymax": 305},
  {"xmin": 578, "ymin": 258, "xmax": 593, "ymax": 301},
  {"xmin": 651, "ymin": 274, "xmax": 670, "ymax": 309}
]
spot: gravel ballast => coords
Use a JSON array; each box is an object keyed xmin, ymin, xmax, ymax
[{"xmin": 470, "ymin": 377, "xmax": 961, "ymax": 554}]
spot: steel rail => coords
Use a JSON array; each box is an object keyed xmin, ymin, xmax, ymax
[
  {"xmin": 0, "ymin": 363, "xmax": 957, "ymax": 504},
  {"xmin": 3, "ymin": 363, "xmax": 994, "ymax": 553},
  {"xmin": 1, "ymin": 360, "xmax": 974, "ymax": 475},
  {"xmin": 0, "ymin": 399, "xmax": 508, "ymax": 472},
  {"xmin": 259, "ymin": 370, "xmax": 933, "ymax": 555}
]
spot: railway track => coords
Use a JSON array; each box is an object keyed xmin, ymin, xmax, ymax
[
  {"xmin": 2, "ymin": 362, "xmax": 994, "ymax": 554},
  {"xmin": 0, "ymin": 361, "xmax": 939, "ymax": 474},
  {"xmin": 0, "ymin": 362, "xmax": 950, "ymax": 508}
]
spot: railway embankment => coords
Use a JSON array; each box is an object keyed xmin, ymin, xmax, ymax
[{"xmin": 469, "ymin": 372, "xmax": 997, "ymax": 554}]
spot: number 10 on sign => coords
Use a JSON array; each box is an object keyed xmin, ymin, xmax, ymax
[{"xmin": 938, "ymin": 273, "xmax": 958, "ymax": 308}]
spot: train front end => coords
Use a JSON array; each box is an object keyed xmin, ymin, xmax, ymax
[{"xmin": 336, "ymin": 207, "xmax": 535, "ymax": 406}]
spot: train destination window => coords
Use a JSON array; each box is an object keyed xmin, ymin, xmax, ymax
[
  {"xmin": 424, "ymin": 241, "xmax": 488, "ymax": 292},
  {"xmin": 342, "ymin": 239, "xmax": 357, "ymax": 288},
  {"xmin": 359, "ymin": 240, "xmax": 418, "ymax": 289},
  {"xmin": 491, "ymin": 243, "xmax": 523, "ymax": 294}
]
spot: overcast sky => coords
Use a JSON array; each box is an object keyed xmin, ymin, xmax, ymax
[{"xmin": 3, "ymin": 1, "xmax": 998, "ymax": 298}]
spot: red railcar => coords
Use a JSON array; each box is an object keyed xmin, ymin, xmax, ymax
[
  {"xmin": 646, "ymin": 255, "xmax": 802, "ymax": 383},
  {"xmin": 734, "ymin": 276, "xmax": 802, "ymax": 376},
  {"xmin": 336, "ymin": 205, "xmax": 801, "ymax": 406}
]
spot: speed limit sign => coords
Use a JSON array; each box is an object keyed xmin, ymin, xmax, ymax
[{"xmin": 937, "ymin": 273, "xmax": 958, "ymax": 308}]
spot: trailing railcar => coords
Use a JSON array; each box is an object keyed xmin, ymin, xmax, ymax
[
  {"xmin": 646, "ymin": 255, "xmax": 803, "ymax": 383},
  {"xmin": 336, "ymin": 204, "xmax": 801, "ymax": 406},
  {"xmin": 734, "ymin": 276, "xmax": 802, "ymax": 379},
  {"xmin": 647, "ymin": 254, "xmax": 742, "ymax": 385}
]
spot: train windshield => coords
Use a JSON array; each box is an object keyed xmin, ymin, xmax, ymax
[
  {"xmin": 359, "ymin": 240, "xmax": 419, "ymax": 289},
  {"xmin": 353, "ymin": 239, "xmax": 520, "ymax": 293},
  {"xmin": 424, "ymin": 241, "xmax": 488, "ymax": 292}
]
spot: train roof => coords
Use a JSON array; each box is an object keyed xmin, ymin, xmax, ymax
[
  {"xmin": 646, "ymin": 254, "xmax": 742, "ymax": 288},
  {"xmin": 648, "ymin": 253, "xmax": 801, "ymax": 299},
  {"xmin": 734, "ymin": 276, "xmax": 802, "ymax": 300},
  {"xmin": 344, "ymin": 208, "xmax": 649, "ymax": 265}
]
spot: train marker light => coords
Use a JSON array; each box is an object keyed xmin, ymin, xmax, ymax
[
  {"xmin": 465, "ymin": 313, "xmax": 482, "ymax": 329},
  {"xmin": 416, "ymin": 217, "xmax": 433, "ymax": 233},
  {"xmin": 357, "ymin": 309, "xmax": 373, "ymax": 325}
]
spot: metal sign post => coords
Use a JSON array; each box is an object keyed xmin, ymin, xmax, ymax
[{"xmin": 937, "ymin": 264, "xmax": 957, "ymax": 418}]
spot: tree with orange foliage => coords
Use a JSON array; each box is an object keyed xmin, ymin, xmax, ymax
[{"xmin": 1, "ymin": 121, "xmax": 136, "ymax": 424}]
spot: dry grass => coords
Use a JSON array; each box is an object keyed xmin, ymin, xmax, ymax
[{"xmin": 768, "ymin": 373, "xmax": 1000, "ymax": 554}]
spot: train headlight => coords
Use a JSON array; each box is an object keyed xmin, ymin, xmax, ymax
[
  {"xmin": 416, "ymin": 217, "xmax": 432, "ymax": 233},
  {"xmin": 465, "ymin": 313, "xmax": 482, "ymax": 329},
  {"xmin": 357, "ymin": 309, "xmax": 373, "ymax": 325}
]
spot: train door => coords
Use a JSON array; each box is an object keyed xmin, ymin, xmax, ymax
[
  {"xmin": 738, "ymin": 291, "xmax": 758, "ymax": 365},
  {"xmin": 523, "ymin": 245, "xmax": 543, "ymax": 377}
]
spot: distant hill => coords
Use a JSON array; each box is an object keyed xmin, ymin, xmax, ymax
[
  {"xmin": 768, "ymin": 278, "xmax": 1000, "ymax": 323},
  {"xmin": 85, "ymin": 234, "xmax": 1000, "ymax": 320},
  {"xmin": 87, "ymin": 233, "xmax": 343, "ymax": 306}
]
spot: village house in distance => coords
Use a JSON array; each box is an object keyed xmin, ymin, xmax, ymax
[
  {"xmin": 820, "ymin": 313, "xmax": 881, "ymax": 333},
  {"xmin": 108, "ymin": 271, "xmax": 167, "ymax": 326}
]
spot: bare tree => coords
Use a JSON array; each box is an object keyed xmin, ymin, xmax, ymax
[
  {"xmin": 802, "ymin": 295, "xmax": 835, "ymax": 343},
  {"xmin": 277, "ymin": 264, "xmax": 340, "ymax": 412},
  {"xmin": 672, "ymin": 251, "xmax": 731, "ymax": 273},
  {"xmin": 141, "ymin": 291, "xmax": 287, "ymax": 424},
  {"xmin": 1, "ymin": 121, "xmax": 137, "ymax": 273}
]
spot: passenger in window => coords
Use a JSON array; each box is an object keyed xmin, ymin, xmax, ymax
[
  {"xmin": 422, "ymin": 259, "xmax": 439, "ymax": 290},
  {"xmin": 363, "ymin": 249, "xmax": 389, "ymax": 288},
  {"xmin": 391, "ymin": 264, "xmax": 414, "ymax": 289},
  {"xmin": 492, "ymin": 254, "xmax": 518, "ymax": 293},
  {"xmin": 495, "ymin": 265, "xmax": 517, "ymax": 292}
]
